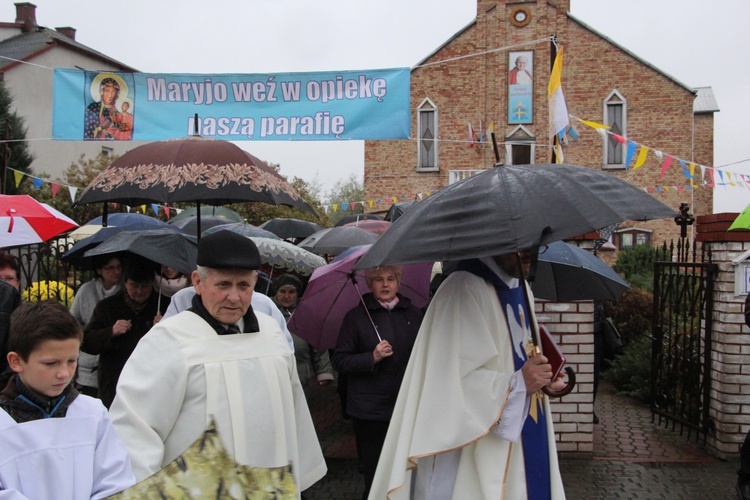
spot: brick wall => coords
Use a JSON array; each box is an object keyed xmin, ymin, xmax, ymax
[
  {"xmin": 536, "ymin": 300, "xmax": 596, "ymax": 455},
  {"xmin": 696, "ymin": 213, "xmax": 750, "ymax": 458}
]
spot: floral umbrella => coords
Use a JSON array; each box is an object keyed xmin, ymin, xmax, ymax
[{"xmin": 74, "ymin": 136, "xmax": 316, "ymax": 235}]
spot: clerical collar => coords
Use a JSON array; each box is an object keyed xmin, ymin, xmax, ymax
[{"xmin": 188, "ymin": 293, "xmax": 259, "ymax": 335}]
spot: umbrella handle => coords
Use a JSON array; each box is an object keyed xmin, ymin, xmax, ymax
[{"xmin": 542, "ymin": 367, "xmax": 576, "ymax": 398}]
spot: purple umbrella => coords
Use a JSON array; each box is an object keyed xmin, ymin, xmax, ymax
[{"xmin": 287, "ymin": 245, "xmax": 432, "ymax": 351}]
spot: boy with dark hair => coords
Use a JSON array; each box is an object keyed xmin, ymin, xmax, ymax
[{"xmin": 0, "ymin": 301, "xmax": 134, "ymax": 498}]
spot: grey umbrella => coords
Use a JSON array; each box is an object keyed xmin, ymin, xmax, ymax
[
  {"xmin": 355, "ymin": 164, "xmax": 678, "ymax": 269},
  {"xmin": 259, "ymin": 218, "xmax": 323, "ymax": 240},
  {"xmin": 298, "ymin": 226, "xmax": 377, "ymax": 256},
  {"xmin": 532, "ymin": 242, "xmax": 629, "ymax": 302}
]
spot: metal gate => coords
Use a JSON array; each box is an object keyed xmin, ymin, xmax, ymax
[{"xmin": 651, "ymin": 237, "xmax": 717, "ymax": 441}]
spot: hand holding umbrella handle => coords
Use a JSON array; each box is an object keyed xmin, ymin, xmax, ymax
[{"xmin": 542, "ymin": 367, "xmax": 576, "ymax": 398}]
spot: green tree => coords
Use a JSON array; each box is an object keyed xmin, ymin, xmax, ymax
[
  {"xmin": 0, "ymin": 80, "xmax": 34, "ymax": 194},
  {"xmin": 613, "ymin": 244, "xmax": 659, "ymax": 293},
  {"xmin": 325, "ymin": 173, "xmax": 364, "ymax": 226},
  {"xmin": 230, "ymin": 174, "xmax": 328, "ymax": 227}
]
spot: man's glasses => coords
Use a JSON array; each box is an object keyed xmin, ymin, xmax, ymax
[{"xmin": 0, "ymin": 276, "xmax": 19, "ymax": 284}]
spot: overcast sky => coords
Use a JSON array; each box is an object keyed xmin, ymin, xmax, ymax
[{"xmin": 9, "ymin": 0, "xmax": 749, "ymax": 212}]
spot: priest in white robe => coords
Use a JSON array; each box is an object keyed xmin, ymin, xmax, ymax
[
  {"xmin": 110, "ymin": 231, "xmax": 326, "ymax": 495},
  {"xmin": 370, "ymin": 253, "xmax": 567, "ymax": 500}
]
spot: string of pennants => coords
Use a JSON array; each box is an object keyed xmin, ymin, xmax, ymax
[
  {"xmin": 7, "ymin": 167, "xmax": 186, "ymax": 218},
  {"xmin": 10, "ymin": 111, "xmax": 750, "ymax": 216},
  {"xmin": 9, "ymin": 165, "xmax": 433, "ymax": 216},
  {"xmin": 565, "ymin": 115, "xmax": 747, "ymax": 192}
]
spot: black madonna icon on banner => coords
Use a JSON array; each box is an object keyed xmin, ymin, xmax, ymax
[{"xmin": 84, "ymin": 72, "xmax": 135, "ymax": 140}]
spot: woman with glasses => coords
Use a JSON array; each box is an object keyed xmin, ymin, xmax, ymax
[
  {"xmin": 70, "ymin": 255, "xmax": 123, "ymax": 397},
  {"xmin": 0, "ymin": 252, "xmax": 21, "ymax": 291}
]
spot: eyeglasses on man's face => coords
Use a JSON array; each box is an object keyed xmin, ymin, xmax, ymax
[{"xmin": 0, "ymin": 275, "xmax": 19, "ymax": 284}]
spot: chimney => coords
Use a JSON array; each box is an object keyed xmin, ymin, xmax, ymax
[
  {"xmin": 55, "ymin": 27, "xmax": 76, "ymax": 40},
  {"xmin": 14, "ymin": 3, "xmax": 37, "ymax": 33}
]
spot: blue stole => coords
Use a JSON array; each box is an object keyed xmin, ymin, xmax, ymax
[{"xmin": 456, "ymin": 259, "xmax": 552, "ymax": 500}]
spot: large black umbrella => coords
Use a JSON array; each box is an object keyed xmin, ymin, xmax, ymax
[
  {"xmin": 83, "ymin": 228, "xmax": 198, "ymax": 276},
  {"xmin": 298, "ymin": 226, "xmax": 377, "ymax": 256},
  {"xmin": 259, "ymin": 218, "xmax": 323, "ymax": 240},
  {"xmin": 356, "ymin": 164, "xmax": 678, "ymax": 269},
  {"xmin": 532, "ymin": 242, "xmax": 629, "ymax": 302}
]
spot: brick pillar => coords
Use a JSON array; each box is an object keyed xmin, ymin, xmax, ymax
[
  {"xmin": 696, "ymin": 212, "xmax": 750, "ymax": 458},
  {"xmin": 536, "ymin": 300, "xmax": 595, "ymax": 455}
]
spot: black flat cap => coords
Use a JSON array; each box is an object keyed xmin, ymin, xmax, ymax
[{"xmin": 197, "ymin": 230, "xmax": 262, "ymax": 270}]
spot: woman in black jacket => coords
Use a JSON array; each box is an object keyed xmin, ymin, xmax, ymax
[{"xmin": 332, "ymin": 265, "xmax": 423, "ymax": 500}]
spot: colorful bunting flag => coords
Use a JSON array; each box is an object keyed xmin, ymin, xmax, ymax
[{"xmin": 633, "ymin": 146, "xmax": 649, "ymax": 170}]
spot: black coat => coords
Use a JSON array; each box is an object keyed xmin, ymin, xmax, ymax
[
  {"xmin": 0, "ymin": 281, "xmax": 20, "ymax": 373},
  {"xmin": 82, "ymin": 290, "xmax": 160, "ymax": 408},
  {"xmin": 332, "ymin": 293, "xmax": 422, "ymax": 421}
]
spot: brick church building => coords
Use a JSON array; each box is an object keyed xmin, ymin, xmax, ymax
[{"xmin": 363, "ymin": 0, "xmax": 716, "ymax": 249}]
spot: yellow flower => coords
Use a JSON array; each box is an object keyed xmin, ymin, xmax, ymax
[{"xmin": 23, "ymin": 280, "xmax": 75, "ymax": 307}]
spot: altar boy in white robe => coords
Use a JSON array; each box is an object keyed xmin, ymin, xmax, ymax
[
  {"xmin": 0, "ymin": 301, "xmax": 134, "ymax": 499},
  {"xmin": 110, "ymin": 230, "xmax": 326, "ymax": 494},
  {"xmin": 370, "ymin": 252, "xmax": 567, "ymax": 499}
]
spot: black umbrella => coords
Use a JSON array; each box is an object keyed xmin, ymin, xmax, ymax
[
  {"xmin": 169, "ymin": 215, "xmax": 247, "ymax": 237},
  {"xmin": 168, "ymin": 206, "xmax": 244, "ymax": 224},
  {"xmin": 355, "ymin": 164, "xmax": 678, "ymax": 269},
  {"xmin": 298, "ymin": 227, "xmax": 377, "ymax": 256},
  {"xmin": 532, "ymin": 242, "xmax": 629, "ymax": 302},
  {"xmin": 259, "ymin": 218, "xmax": 323, "ymax": 240},
  {"xmin": 63, "ymin": 216, "xmax": 179, "ymax": 267},
  {"xmin": 333, "ymin": 213, "xmax": 384, "ymax": 227},
  {"xmin": 82, "ymin": 228, "xmax": 198, "ymax": 276},
  {"xmin": 384, "ymin": 201, "xmax": 415, "ymax": 222}
]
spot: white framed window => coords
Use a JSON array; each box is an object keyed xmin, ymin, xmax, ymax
[
  {"xmin": 603, "ymin": 90, "xmax": 627, "ymax": 169},
  {"xmin": 417, "ymin": 98, "xmax": 438, "ymax": 172},
  {"xmin": 504, "ymin": 125, "xmax": 535, "ymax": 165}
]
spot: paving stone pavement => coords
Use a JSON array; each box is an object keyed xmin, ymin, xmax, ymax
[{"xmin": 302, "ymin": 381, "xmax": 741, "ymax": 499}]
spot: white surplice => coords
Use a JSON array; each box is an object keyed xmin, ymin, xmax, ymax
[
  {"xmin": 110, "ymin": 310, "xmax": 326, "ymax": 492},
  {"xmin": 0, "ymin": 395, "xmax": 135, "ymax": 499},
  {"xmin": 369, "ymin": 269, "xmax": 565, "ymax": 499}
]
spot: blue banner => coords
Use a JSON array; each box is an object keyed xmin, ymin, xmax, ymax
[{"xmin": 52, "ymin": 68, "xmax": 410, "ymax": 141}]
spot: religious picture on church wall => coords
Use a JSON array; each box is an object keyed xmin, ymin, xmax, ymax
[
  {"xmin": 84, "ymin": 72, "xmax": 136, "ymax": 140},
  {"xmin": 508, "ymin": 50, "xmax": 533, "ymax": 124}
]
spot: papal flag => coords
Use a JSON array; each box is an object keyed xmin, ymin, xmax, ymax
[{"xmin": 548, "ymin": 46, "xmax": 569, "ymax": 140}]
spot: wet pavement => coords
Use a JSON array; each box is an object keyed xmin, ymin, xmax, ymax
[{"xmin": 303, "ymin": 381, "xmax": 740, "ymax": 499}]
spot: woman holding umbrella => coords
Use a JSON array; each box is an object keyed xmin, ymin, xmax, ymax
[
  {"xmin": 82, "ymin": 258, "xmax": 160, "ymax": 408},
  {"xmin": 332, "ymin": 266, "xmax": 423, "ymax": 500},
  {"xmin": 271, "ymin": 274, "xmax": 334, "ymax": 389},
  {"xmin": 70, "ymin": 254, "xmax": 123, "ymax": 397}
]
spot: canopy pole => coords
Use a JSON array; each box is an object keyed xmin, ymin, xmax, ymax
[{"xmin": 196, "ymin": 201, "xmax": 201, "ymax": 240}]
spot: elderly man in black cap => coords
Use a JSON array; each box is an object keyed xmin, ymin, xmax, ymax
[{"xmin": 110, "ymin": 231, "xmax": 326, "ymax": 493}]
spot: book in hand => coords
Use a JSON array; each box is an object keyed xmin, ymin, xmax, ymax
[{"xmin": 539, "ymin": 324, "xmax": 566, "ymax": 381}]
